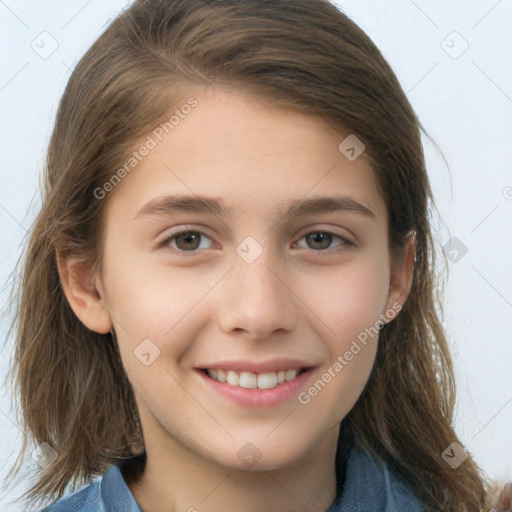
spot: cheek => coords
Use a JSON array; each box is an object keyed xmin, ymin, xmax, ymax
[
  {"xmin": 101, "ymin": 255, "xmax": 217, "ymax": 370},
  {"xmin": 294, "ymin": 261, "xmax": 387, "ymax": 423},
  {"xmin": 294, "ymin": 254, "xmax": 390, "ymax": 344}
]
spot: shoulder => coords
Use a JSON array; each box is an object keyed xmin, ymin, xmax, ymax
[
  {"xmin": 39, "ymin": 464, "xmax": 142, "ymax": 512},
  {"xmin": 39, "ymin": 478, "xmax": 102, "ymax": 512},
  {"xmin": 330, "ymin": 445, "xmax": 423, "ymax": 512}
]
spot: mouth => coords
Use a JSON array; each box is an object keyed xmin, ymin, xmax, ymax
[
  {"xmin": 199, "ymin": 367, "xmax": 310, "ymax": 390},
  {"xmin": 195, "ymin": 364, "xmax": 316, "ymax": 409}
]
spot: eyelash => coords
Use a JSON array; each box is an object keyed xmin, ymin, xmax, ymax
[{"xmin": 157, "ymin": 228, "xmax": 354, "ymax": 255}]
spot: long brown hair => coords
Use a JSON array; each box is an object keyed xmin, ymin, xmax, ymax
[{"xmin": 5, "ymin": 0, "xmax": 502, "ymax": 509}]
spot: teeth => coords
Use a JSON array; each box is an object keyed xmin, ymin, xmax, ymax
[
  {"xmin": 258, "ymin": 372, "xmax": 278, "ymax": 390},
  {"xmin": 206, "ymin": 368, "xmax": 301, "ymax": 389},
  {"xmin": 239, "ymin": 371, "xmax": 257, "ymax": 389},
  {"xmin": 285, "ymin": 369, "xmax": 297, "ymax": 382},
  {"xmin": 226, "ymin": 370, "xmax": 239, "ymax": 386}
]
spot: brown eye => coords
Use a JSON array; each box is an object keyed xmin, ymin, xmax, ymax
[
  {"xmin": 305, "ymin": 232, "xmax": 333, "ymax": 250},
  {"xmin": 160, "ymin": 229, "xmax": 216, "ymax": 253},
  {"xmin": 294, "ymin": 231, "xmax": 351, "ymax": 251},
  {"xmin": 174, "ymin": 231, "xmax": 202, "ymax": 250}
]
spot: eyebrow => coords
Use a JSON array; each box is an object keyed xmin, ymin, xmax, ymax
[{"xmin": 134, "ymin": 194, "xmax": 376, "ymax": 221}]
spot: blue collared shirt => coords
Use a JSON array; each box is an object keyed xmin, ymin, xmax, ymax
[{"xmin": 40, "ymin": 444, "xmax": 422, "ymax": 511}]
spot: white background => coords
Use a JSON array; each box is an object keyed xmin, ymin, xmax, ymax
[{"xmin": 1, "ymin": 1, "xmax": 511, "ymax": 509}]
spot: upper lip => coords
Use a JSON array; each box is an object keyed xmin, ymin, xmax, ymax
[{"xmin": 196, "ymin": 358, "xmax": 317, "ymax": 374}]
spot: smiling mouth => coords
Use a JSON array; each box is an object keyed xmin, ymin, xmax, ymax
[{"xmin": 200, "ymin": 368, "xmax": 309, "ymax": 390}]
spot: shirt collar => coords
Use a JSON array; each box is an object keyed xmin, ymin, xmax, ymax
[{"xmin": 101, "ymin": 443, "xmax": 421, "ymax": 512}]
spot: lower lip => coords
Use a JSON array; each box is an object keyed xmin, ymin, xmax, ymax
[{"xmin": 197, "ymin": 369, "xmax": 315, "ymax": 409}]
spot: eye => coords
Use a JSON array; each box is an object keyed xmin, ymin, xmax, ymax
[
  {"xmin": 157, "ymin": 228, "xmax": 353, "ymax": 254},
  {"xmin": 293, "ymin": 231, "xmax": 353, "ymax": 251},
  {"xmin": 159, "ymin": 229, "xmax": 217, "ymax": 252}
]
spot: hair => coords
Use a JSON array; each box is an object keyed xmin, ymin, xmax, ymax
[{"xmin": 4, "ymin": 0, "xmax": 504, "ymax": 510}]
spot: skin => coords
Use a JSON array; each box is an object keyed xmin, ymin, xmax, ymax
[{"xmin": 60, "ymin": 87, "xmax": 414, "ymax": 512}]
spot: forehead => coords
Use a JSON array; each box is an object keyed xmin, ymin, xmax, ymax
[{"xmin": 104, "ymin": 87, "xmax": 387, "ymax": 224}]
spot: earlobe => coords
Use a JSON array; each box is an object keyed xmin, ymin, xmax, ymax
[
  {"xmin": 384, "ymin": 231, "xmax": 415, "ymax": 320},
  {"xmin": 57, "ymin": 253, "xmax": 112, "ymax": 334}
]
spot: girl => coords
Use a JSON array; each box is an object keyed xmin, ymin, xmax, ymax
[{"xmin": 5, "ymin": 0, "xmax": 507, "ymax": 510}]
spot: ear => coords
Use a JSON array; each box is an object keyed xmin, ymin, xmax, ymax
[
  {"xmin": 383, "ymin": 231, "xmax": 415, "ymax": 321},
  {"xmin": 57, "ymin": 253, "xmax": 112, "ymax": 334}
]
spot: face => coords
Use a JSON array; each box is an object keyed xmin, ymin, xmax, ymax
[{"xmin": 87, "ymin": 87, "xmax": 406, "ymax": 472}]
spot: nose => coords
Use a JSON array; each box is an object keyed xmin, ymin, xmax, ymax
[{"xmin": 217, "ymin": 246, "xmax": 298, "ymax": 339}]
